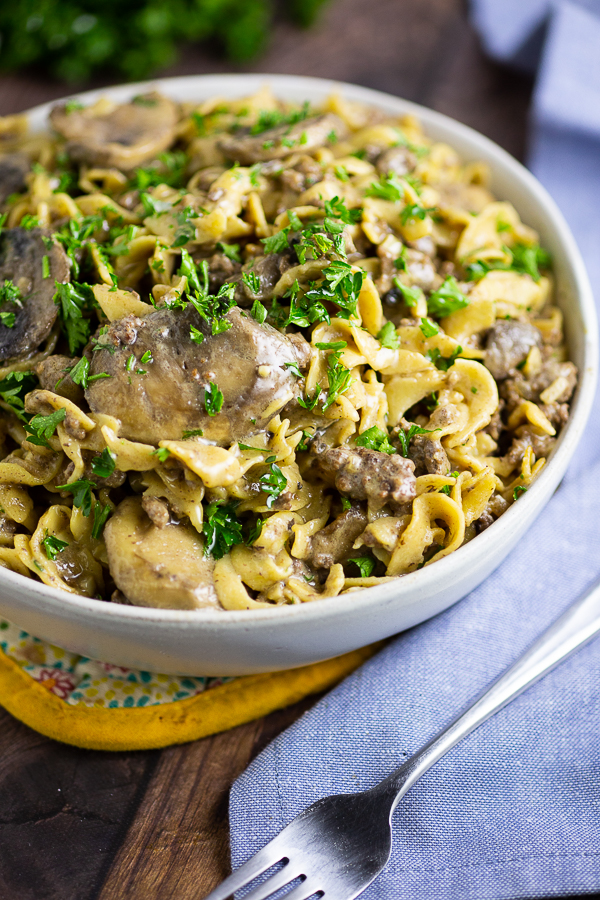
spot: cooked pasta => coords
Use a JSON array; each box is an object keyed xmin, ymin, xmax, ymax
[{"xmin": 0, "ymin": 87, "xmax": 577, "ymax": 610}]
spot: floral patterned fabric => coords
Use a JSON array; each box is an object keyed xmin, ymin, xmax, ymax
[{"xmin": 0, "ymin": 618, "xmax": 231, "ymax": 708}]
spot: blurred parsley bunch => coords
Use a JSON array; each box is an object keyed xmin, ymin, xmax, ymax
[{"xmin": 0, "ymin": 0, "xmax": 329, "ymax": 83}]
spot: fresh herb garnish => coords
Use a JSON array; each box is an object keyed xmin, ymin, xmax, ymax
[
  {"xmin": 396, "ymin": 423, "xmax": 438, "ymax": 457},
  {"xmin": 355, "ymin": 426, "xmax": 395, "ymax": 455},
  {"xmin": 55, "ymin": 478, "xmax": 95, "ymax": 517},
  {"xmin": 53, "ymin": 281, "xmax": 96, "ymax": 353},
  {"xmin": 377, "ymin": 321, "xmax": 400, "ymax": 349},
  {"xmin": 24, "ymin": 408, "xmax": 66, "ymax": 447},
  {"xmin": 92, "ymin": 502, "xmax": 112, "ymax": 539},
  {"xmin": 284, "ymin": 360, "xmax": 303, "ymax": 378},
  {"xmin": 182, "ymin": 428, "xmax": 204, "ymax": 439},
  {"xmin": 427, "ymin": 276, "xmax": 469, "ymax": 318},
  {"xmin": 513, "ymin": 485, "xmax": 527, "ymax": 500},
  {"xmin": 250, "ymin": 298, "xmax": 267, "ymax": 323},
  {"xmin": 91, "ymin": 448, "xmax": 116, "ymax": 479},
  {"xmin": 322, "ymin": 348, "xmax": 352, "ymax": 411},
  {"xmin": 261, "ymin": 228, "xmax": 290, "ymax": 254},
  {"xmin": 42, "ymin": 532, "xmax": 69, "ymax": 561},
  {"xmin": 392, "ymin": 276, "xmax": 423, "ymax": 308},
  {"xmin": 259, "ymin": 462, "xmax": 287, "ymax": 508},
  {"xmin": 365, "ymin": 172, "xmax": 405, "ymax": 202},
  {"xmin": 426, "ymin": 345, "xmax": 463, "ymax": 371},
  {"xmin": 153, "ymin": 447, "xmax": 171, "ymax": 462},
  {"xmin": 216, "ymin": 241, "xmax": 241, "ymax": 262},
  {"xmin": 242, "ymin": 271, "xmax": 260, "ymax": 294},
  {"xmin": 0, "ymin": 370, "xmax": 37, "ymax": 421},
  {"xmin": 204, "ymin": 381, "xmax": 223, "ymax": 416},
  {"xmin": 202, "ymin": 500, "xmax": 244, "ymax": 559},
  {"xmin": 419, "ymin": 317, "xmax": 439, "ymax": 338},
  {"xmin": 348, "ymin": 556, "xmax": 375, "ymax": 577}
]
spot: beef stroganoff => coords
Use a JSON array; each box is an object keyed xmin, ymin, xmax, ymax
[{"xmin": 0, "ymin": 88, "xmax": 577, "ymax": 610}]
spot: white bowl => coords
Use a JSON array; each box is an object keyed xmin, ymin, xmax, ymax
[{"xmin": 0, "ymin": 74, "xmax": 596, "ymax": 675}]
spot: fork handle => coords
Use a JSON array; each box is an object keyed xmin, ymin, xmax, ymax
[{"xmin": 381, "ymin": 575, "xmax": 600, "ymax": 809}]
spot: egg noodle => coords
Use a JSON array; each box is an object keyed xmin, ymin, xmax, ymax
[{"xmin": 0, "ymin": 87, "xmax": 577, "ymax": 610}]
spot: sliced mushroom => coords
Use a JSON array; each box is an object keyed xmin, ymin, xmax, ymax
[
  {"xmin": 0, "ymin": 228, "xmax": 69, "ymax": 363},
  {"xmin": 86, "ymin": 305, "xmax": 306, "ymax": 445},
  {"xmin": 218, "ymin": 114, "xmax": 347, "ymax": 165},
  {"xmin": 104, "ymin": 497, "xmax": 220, "ymax": 610},
  {"xmin": 49, "ymin": 92, "xmax": 179, "ymax": 171},
  {"xmin": 0, "ymin": 152, "xmax": 29, "ymax": 204}
]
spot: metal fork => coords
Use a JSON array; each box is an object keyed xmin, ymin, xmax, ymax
[{"xmin": 204, "ymin": 575, "xmax": 600, "ymax": 900}]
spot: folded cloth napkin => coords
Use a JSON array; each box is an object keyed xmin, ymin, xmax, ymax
[{"xmin": 229, "ymin": 4, "xmax": 600, "ymax": 897}]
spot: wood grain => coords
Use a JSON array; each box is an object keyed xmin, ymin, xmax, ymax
[{"xmin": 0, "ymin": 1, "xmax": 537, "ymax": 898}]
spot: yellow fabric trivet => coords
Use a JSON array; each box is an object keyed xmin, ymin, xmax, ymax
[{"xmin": 0, "ymin": 619, "xmax": 378, "ymax": 751}]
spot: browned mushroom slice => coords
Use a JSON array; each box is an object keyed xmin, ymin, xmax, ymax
[
  {"xmin": 218, "ymin": 114, "xmax": 347, "ymax": 165},
  {"xmin": 104, "ymin": 497, "xmax": 221, "ymax": 610},
  {"xmin": 0, "ymin": 152, "xmax": 29, "ymax": 204},
  {"xmin": 86, "ymin": 305, "xmax": 307, "ymax": 446},
  {"xmin": 49, "ymin": 92, "xmax": 179, "ymax": 171},
  {"xmin": 0, "ymin": 228, "xmax": 70, "ymax": 363}
]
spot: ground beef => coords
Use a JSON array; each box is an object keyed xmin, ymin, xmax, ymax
[
  {"xmin": 312, "ymin": 443, "xmax": 416, "ymax": 511},
  {"xmin": 309, "ymin": 506, "xmax": 368, "ymax": 569},
  {"xmin": 141, "ymin": 496, "xmax": 171, "ymax": 529},
  {"xmin": 408, "ymin": 433, "xmax": 450, "ymax": 476},
  {"xmin": 476, "ymin": 492, "xmax": 509, "ymax": 532},
  {"xmin": 484, "ymin": 320, "xmax": 542, "ymax": 380},
  {"xmin": 503, "ymin": 426, "xmax": 556, "ymax": 468},
  {"xmin": 501, "ymin": 355, "xmax": 577, "ymax": 410}
]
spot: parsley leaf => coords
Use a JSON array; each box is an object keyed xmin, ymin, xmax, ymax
[
  {"xmin": 0, "ymin": 370, "xmax": 36, "ymax": 421},
  {"xmin": 427, "ymin": 276, "xmax": 469, "ymax": 318},
  {"xmin": 323, "ymin": 196, "xmax": 361, "ymax": 225},
  {"xmin": 204, "ymin": 381, "xmax": 223, "ymax": 416},
  {"xmin": 259, "ymin": 462, "xmax": 287, "ymax": 508},
  {"xmin": 91, "ymin": 448, "xmax": 116, "ymax": 479},
  {"xmin": 365, "ymin": 172, "xmax": 405, "ymax": 202},
  {"xmin": 42, "ymin": 532, "xmax": 69, "ymax": 561},
  {"xmin": 24, "ymin": 408, "xmax": 66, "ymax": 447},
  {"xmin": 426, "ymin": 345, "xmax": 463, "ymax": 371},
  {"xmin": 216, "ymin": 241, "xmax": 241, "ymax": 262},
  {"xmin": 261, "ymin": 228, "xmax": 290, "ymax": 254},
  {"xmin": 92, "ymin": 502, "xmax": 112, "ymax": 539},
  {"xmin": 377, "ymin": 321, "xmax": 399, "ymax": 349},
  {"xmin": 392, "ymin": 276, "xmax": 423, "ymax": 308},
  {"xmin": 322, "ymin": 349, "xmax": 352, "ymax": 411},
  {"xmin": 513, "ymin": 485, "xmax": 527, "ymax": 501},
  {"xmin": 284, "ymin": 360, "xmax": 303, "ymax": 378},
  {"xmin": 242, "ymin": 271, "xmax": 260, "ymax": 294},
  {"xmin": 355, "ymin": 426, "xmax": 395, "ymax": 455},
  {"xmin": 396, "ymin": 423, "xmax": 438, "ymax": 457},
  {"xmin": 250, "ymin": 298, "xmax": 267, "ymax": 323},
  {"xmin": 419, "ymin": 317, "xmax": 439, "ymax": 338},
  {"xmin": 348, "ymin": 556, "xmax": 375, "ymax": 577},
  {"xmin": 182, "ymin": 428, "xmax": 204, "ymax": 439},
  {"xmin": 202, "ymin": 500, "xmax": 244, "ymax": 559},
  {"xmin": 0, "ymin": 279, "xmax": 22, "ymax": 308},
  {"xmin": 53, "ymin": 281, "xmax": 96, "ymax": 354},
  {"xmin": 55, "ymin": 478, "xmax": 95, "ymax": 517}
]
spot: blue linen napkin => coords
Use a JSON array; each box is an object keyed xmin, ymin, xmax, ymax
[{"xmin": 229, "ymin": 4, "xmax": 600, "ymax": 897}]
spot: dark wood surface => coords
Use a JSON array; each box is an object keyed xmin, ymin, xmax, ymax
[{"xmin": 0, "ymin": 2, "xmax": 537, "ymax": 898}]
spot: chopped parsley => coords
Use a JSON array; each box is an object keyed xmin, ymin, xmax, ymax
[
  {"xmin": 190, "ymin": 325, "xmax": 204, "ymax": 344},
  {"xmin": 55, "ymin": 478, "xmax": 95, "ymax": 517},
  {"xmin": 0, "ymin": 370, "xmax": 37, "ymax": 421},
  {"xmin": 0, "ymin": 279, "xmax": 22, "ymax": 308},
  {"xmin": 392, "ymin": 276, "xmax": 423, "ymax": 308},
  {"xmin": 513, "ymin": 485, "xmax": 527, "ymax": 500},
  {"xmin": 365, "ymin": 172, "xmax": 405, "ymax": 202},
  {"xmin": 0, "ymin": 312, "xmax": 15, "ymax": 328},
  {"xmin": 427, "ymin": 276, "xmax": 469, "ymax": 318},
  {"xmin": 91, "ymin": 448, "xmax": 116, "ymax": 479},
  {"xmin": 42, "ymin": 532, "xmax": 69, "ymax": 561},
  {"xmin": 249, "ymin": 102, "xmax": 311, "ymax": 135},
  {"xmin": 348, "ymin": 556, "xmax": 375, "ymax": 577},
  {"xmin": 242, "ymin": 271, "xmax": 260, "ymax": 294},
  {"xmin": 24, "ymin": 408, "xmax": 66, "ymax": 447},
  {"xmin": 400, "ymin": 202, "xmax": 434, "ymax": 225},
  {"xmin": 153, "ymin": 447, "xmax": 171, "ymax": 463},
  {"xmin": 250, "ymin": 299, "xmax": 267, "ymax": 324},
  {"xmin": 53, "ymin": 281, "xmax": 96, "ymax": 354},
  {"xmin": 20, "ymin": 214, "xmax": 41, "ymax": 230},
  {"xmin": 216, "ymin": 241, "xmax": 242, "ymax": 262},
  {"xmin": 259, "ymin": 462, "xmax": 287, "ymax": 508},
  {"xmin": 65, "ymin": 356, "xmax": 110, "ymax": 390},
  {"xmin": 204, "ymin": 381, "xmax": 224, "ymax": 416},
  {"xmin": 426, "ymin": 345, "xmax": 463, "ymax": 371},
  {"xmin": 172, "ymin": 206, "xmax": 197, "ymax": 248},
  {"xmin": 284, "ymin": 361, "xmax": 303, "ymax": 378},
  {"xmin": 315, "ymin": 340, "xmax": 347, "ymax": 351},
  {"xmin": 396, "ymin": 423, "xmax": 438, "ymax": 457},
  {"xmin": 261, "ymin": 228, "xmax": 290, "ymax": 254},
  {"xmin": 377, "ymin": 321, "xmax": 400, "ymax": 349},
  {"xmin": 92, "ymin": 502, "xmax": 112, "ymax": 539},
  {"xmin": 42, "ymin": 255, "xmax": 50, "ymax": 279},
  {"xmin": 202, "ymin": 500, "xmax": 244, "ymax": 560},
  {"xmin": 322, "ymin": 348, "xmax": 352, "ymax": 411},
  {"xmin": 419, "ymin": 317, "xmax": 439, "ymax": 338},
  {"xmin": 182, "ymin": 428, "xmax": 204, "ymax": 439},
  {"xmin": 355, "ymin": 426, "xmax": 395, "ymax": 455}
]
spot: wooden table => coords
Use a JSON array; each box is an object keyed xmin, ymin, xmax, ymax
[{"xmin": 0, "ymin": 1, "xmax": 537, "ymax": 897}]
